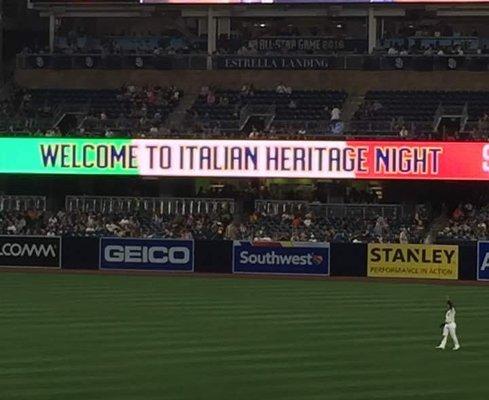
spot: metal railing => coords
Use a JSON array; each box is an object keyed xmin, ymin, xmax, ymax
[
  {"xmin": 255, "ymin": 200, "xmax": 409, "ymax": 218},
  {"xmin": 0, "ymin": 195, "xmax": 46, "ymax": 211},
  {"xmin": 17, "ymin": 53, "xmax": 207, "ymax": 70},
  {"xmin": 65, "ymin": 196, "xmax": 235, "ymax": 215},
  {"xmin": 18, "ymin": 53, "xmax": 489, "ymax": 71},
  {"xmin": 348, "ymin": 120, "xmax": 433, "ymax": 135}
]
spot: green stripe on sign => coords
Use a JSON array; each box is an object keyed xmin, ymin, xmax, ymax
[{"xmin": 0, "ymin": 138, "xmax": 138, "ymax": 175}]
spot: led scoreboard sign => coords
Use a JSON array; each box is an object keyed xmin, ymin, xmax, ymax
[{"xmin": 2, "ymin": 138, "xmax": 489, "ymax": 180}]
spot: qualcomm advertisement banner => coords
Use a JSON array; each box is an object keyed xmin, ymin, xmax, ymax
[
  {"xmin": 367, "ymin": 244, "xmax": 458, "ymax": 280},
  {"xmin": 477, "ymin": 241, "xmax": 489, "ymax": 281},
  {"xmin": 4, "ymin": 138, "xmax": 489, "ymax": 180},
  {"xmin": 233, "ymin": 241, "xmax": 330, "ymax": 275},
  {"xmin": 0, "ymin": 236, "xmax": 61, "ymax": 268},
  {"xmin": 99, "ymin": 238, "xmax": 194, "ymax": 272}
]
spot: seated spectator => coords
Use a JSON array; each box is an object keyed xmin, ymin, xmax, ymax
[
  {"xmin": 331, "ymin": 106, "xmax": 341, "ymax": 122},
  {"xmin": 288, "ymin": 99, "xmax": 297, "ymax": 109},
  {"xmin": 206, "ymin": 92, "xmax": 216, "ymax": 105},
  {"xmin": 275, "ymin": 83, "xmax": 292, "ymax": 95},
  {"xmin": 399, "ymin": 228, "xmax": 408, "ymax": 244},
  {"xmin": 372, "ymin": 100, "xmax": 383, "ymax": 112},
  {"xmin": 452, "ymin": 205, "xmax": 465, "ymax": 220},
  {"xmin": 331, "ymin": 121, "xmax": 344, "ymax": 135},
  {"xmin": 399, "ymin": 126, "xmax": 409, "ymax": 138},
  {"xmin": 200, "ymin": 86, "xmax": 210, "ymax": 98},
  {"xmin": 219, "ymin": 96, "xmax": 229, "ymax": 106},
  {"xmin": 249, "ymin": 127, "xmax": 260, "ymax": 139},
  {"xmin": 387, "ymin": 46, "xmax": 398, "ymax": 56}
]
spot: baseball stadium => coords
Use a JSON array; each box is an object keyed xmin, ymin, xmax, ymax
[{"xmin": 1, "ymin": 0, "xmax": 489, "ymax": 399}]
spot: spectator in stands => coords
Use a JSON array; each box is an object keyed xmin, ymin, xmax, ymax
[
  {"xmin": 241, "ymin": 84, "xmax": 255, "ymax": 97},
  {"xmin": 288, "ymin": 99, "xmax": 297, "ymax": 109},
  {"xmin": 219, "ymin": 95, "xmax": 229, "ymax": 106},
  {"xmin": 206, "ymin": 91, "xmax": 216, "ymax": 106},
  {"xmin": 399, "ymin": 126, "xmax": 409, "ymax": 138},
  {"xmin": 478, "ymin": 112, "xmax": 489, "ymax": 134},
  {"xmin": 249, "ymin": 126, "xmax": 260, "ymax": 139},
  {"xmin": 225, "ymin": 220, "xmax": 240, "ymax": 240},
  {"xmin": 399, "ymin": 228, "xmax": 408, "ymax": 244},
  {"xmin": 387, "ymin": 46, "xmax": 398, "ymax": 56},
  {"xmin": 372, "ymin": 100, "xmax": 383, "ymax": 112},
  {"xmin": 331, "ymin": 121, "xmax": 344, "ymax": 135},
  {"xmin": 276, "ymin": 83, "xmax": 292, "ymax": 95},
  {"xmin": 331, "ymin": 106, "xmax": 341, "ymax": 123},
  {"xmin": 200, "ymin": 86, "xmax": 210, "ymax": 98}
]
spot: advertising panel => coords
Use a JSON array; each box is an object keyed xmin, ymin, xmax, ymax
[
  {"xmin": 477, "ymin": 241, "xmax": 489, "ymax": 281},
  {"xmin": 99, "ymin": 238, "xmax": 194, "ymax": 272},
  {"xmin": 367, "ymin": 243, "xmax": 458, "ymax": 280},
  {"xmin": 233, "ymin": 241, "xmax": 330, "ymax": 275},
  {"xmin": 3, "ymin": 138, "xmax": 489, "ymax": 180},
  {"xmin": 0, "ymin": 236, "xmax": 61, "ymax": 268}
]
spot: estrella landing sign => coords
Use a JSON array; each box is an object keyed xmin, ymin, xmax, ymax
[{"xmin": 367, "ymin": 244, "xmax": 458, "ymax": 280}]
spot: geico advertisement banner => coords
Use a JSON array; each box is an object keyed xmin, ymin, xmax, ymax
[
  {"xmin": 477, "ymin": 241, "xmax": 489, "ymax": 281},
  {"xmin": 99, "ymin": 238, "xmax": 194, "ymax": 272},
  {"xmin": 233, "ymin": 241, "xmax": 330, "ymax": 275},
  {"xmin": 0, "ymin": 236, "xmax": 61, "ymax": 268},
  {"xmin": 4, "ymin": 138, "xmax": 489, "ymax": 180},
  {"xmin": 367, "ymin": 244, "xmax": 458, "ymax": 280}
]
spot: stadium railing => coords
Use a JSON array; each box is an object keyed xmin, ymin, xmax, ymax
[
  {"xmin": 0, "ymin": 195, "xmax": 47, "ymax": 211},
  {"xmin": 254, "ymin": 199, "xmax": 411, "ymax": 218},
  {"xmin": 65, "ymin": 196, "xmax": 235, "ymax": 215},
  {"xmin": 17, "ymin": 53, "xmax": 489, "ymax": 71}
]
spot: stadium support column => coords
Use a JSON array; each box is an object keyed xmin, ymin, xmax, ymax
[
  {"xmin": 207, "ymin": 7, "xmax": 216, "ymax": 70},
  {"xmin": 49, "ymin": 14, "xmax": 55, "ymax": 54},
  {"xmin": 368, "ymin": 8, "xmax": 377, "ymax": 55}
]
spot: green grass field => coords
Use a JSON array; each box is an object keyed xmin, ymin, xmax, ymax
[{"xmin": 1, "ymin": 272, "xmax": 488, "ymax": 400}]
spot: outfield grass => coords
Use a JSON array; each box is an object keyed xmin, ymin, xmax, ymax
[{"xmin": 0, "ymin": 272, "xmax": 488, "ymax": 400}]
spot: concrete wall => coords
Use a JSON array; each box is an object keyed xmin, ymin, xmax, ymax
[{"xmin": 15, "ymin": 69, "xmax": 489, "ymax": 94}]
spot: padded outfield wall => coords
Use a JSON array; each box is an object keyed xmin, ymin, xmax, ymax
[{"xmin": 0, "ymin": 235, "xmax": 480, "ymax": 281}]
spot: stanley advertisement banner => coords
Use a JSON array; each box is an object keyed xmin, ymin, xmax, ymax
[{"xmin": 367, "ymin": 244, "xmax": 458, "ymax": 280}]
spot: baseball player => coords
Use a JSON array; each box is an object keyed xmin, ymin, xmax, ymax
[{"xmin": 436, "ymin": 300, "xmax": 460, "ymax": 351}]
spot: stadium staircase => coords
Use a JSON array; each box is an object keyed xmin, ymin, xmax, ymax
[
  {"xmin": 164, "ymin": 93, "xmax": 197, "ymax": 131},
  {"xmin": 342, "ymin": 93, "xmax": 365, "ymax": 133},
  {"xmin": 423, "ymin": 209, "xmax": 449, "ymax": 244}
]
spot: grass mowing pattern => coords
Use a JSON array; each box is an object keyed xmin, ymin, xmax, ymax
[{"xmin": 0, "ymin": 272, "xmax": 488, "ymax": 400}]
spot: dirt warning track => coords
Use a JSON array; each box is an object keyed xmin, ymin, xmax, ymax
[{"xmin": 0, "ymin": 267, "xmax": 487, "ymax": 287}]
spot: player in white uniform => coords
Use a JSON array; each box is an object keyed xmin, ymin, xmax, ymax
[{"xmin": 436, "ymin": 300, "xmax": 460, "ymax": 351}]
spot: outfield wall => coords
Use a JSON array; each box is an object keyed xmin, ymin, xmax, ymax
[{"xmin": 0, "ymin": 236, "xmax": 482, "ymax": 281}]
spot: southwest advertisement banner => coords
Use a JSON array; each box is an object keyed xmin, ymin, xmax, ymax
[
  {"xmin": 0, "ymin": 236, "xmax": 61, "ymax": 268},
  {"xmin": 477, "ymin": 241, "xmax": 489, "ymax": 281},
  {"xmin": 99, "ymin": 238, "xmax": 194, "ymax": 272},
  {"xmin": 367, "ymin": 244, "xmax": 458, "ymax": 280},
  {"xmin": 233, "ymin": 241, "xmax": 330, "ymax": 275},
  {"xmin": 4, "ymin": 138, "xmax": 489, "ymax": 180}
]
